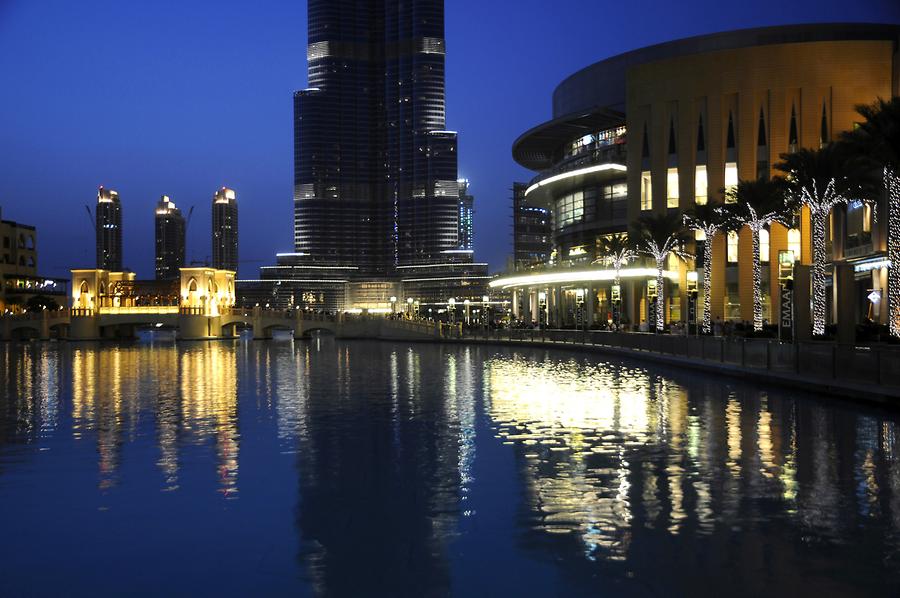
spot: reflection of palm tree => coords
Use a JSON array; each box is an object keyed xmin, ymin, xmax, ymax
[
  {"xmin": 683, "ymin": 204, "xmax": 728, "ymax": 334},
  {"xmin": 842, "ymin": 98, "xmax": 900, "ymax": 337},
  {"xmin": 724, "ymin": 179, "xmax": 791, "ymax": 332},
  {"xmin": 631, "ymin": 213, "xmax": 692, "ymax": 332},
  {"xmin": 776, "ymin": 144, "xmax": 879, "ymax": 336}
]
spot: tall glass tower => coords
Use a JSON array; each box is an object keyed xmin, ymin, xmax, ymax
[
  {"xmin": 294, "ymin": 0, "xmax": 460, "ymax": 276},
  {"xmin": 212, "ymin": 187, "xmax": 238, "ymax": 272},
  {"xmin": 154, "ymin": 196, "xmax": 185, "ymax": 280},
  {"xmin": 96, "ymin": 186, "xmax": 122, "ymax": 271}
]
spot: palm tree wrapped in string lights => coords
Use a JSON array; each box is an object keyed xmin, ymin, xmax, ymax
[
  {"xmin": 594, "ymin": 234, "xmax": 638, "ymax": 328},
  {"xmin": 631, "ymin": 212, "xmax": 692, "ymax": 333},
  {"xmin": 683, "ymin": 203, "xmax": 729, "ymax": 334},
  {"xmin": 842, "ymin": 97, "xmax": 900, "ymax": 337},
  {"xmin": 776, "ymin": 144, "xmax": 880, "ymax": 337},
  {"xmin": 724, "ymin": 179, "xmax": 792, "ymax": 332}
]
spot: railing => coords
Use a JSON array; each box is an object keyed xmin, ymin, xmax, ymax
[{"xmin": 458, "ymin": 328, "xmax": 900, "ymax": 389}]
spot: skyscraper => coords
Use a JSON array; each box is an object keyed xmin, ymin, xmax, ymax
[
  {"xmin": 212, "ymin": 187, "xmax": 238, "ymax": 272},
  {"xmin": 154, "ymin": 196, "xmax": 185, "ymax": 280},
  {"xmin": 457, "ymin": 179, "xmax": 474, "ymax": 252},
  {"xmin": 96, "ymin": 186, "xmax": 122, "ymax": 271},
  {"xmin": 237, "ymin": 0, "xmax": 488, "ymax": 311},
  {"xmin": 294, "ymin": 0, "xmax": 459, "ymax": 274}
]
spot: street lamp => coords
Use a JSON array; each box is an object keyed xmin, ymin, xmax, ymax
[
  {"xmin": 463, "ymin": 299, "xmax": 471, "ymax": 325},
  {"xmin": 482, "ymin": 295, "xmax": 490, "ymax": 328},
  {"xmin": 390, "ymin": 296, "xmax": 397, "ymax": 314},
  {"xmin": 448, "ymin": 297, "xmax": 456, "ymax": 323},
  {"xmin": 406, "ymin": 297, "xmax": 414, "ymax": 318}
]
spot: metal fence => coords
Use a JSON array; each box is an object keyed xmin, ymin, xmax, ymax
[{"xmin": 460, "ymin": 328, "xmax": 900, "ymax": 388}]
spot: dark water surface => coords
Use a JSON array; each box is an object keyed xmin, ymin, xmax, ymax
[{"xmin": 0, "ymin": 337, "xmax": 898, "ymax": 597}]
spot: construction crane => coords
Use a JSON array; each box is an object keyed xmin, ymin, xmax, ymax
[{"xmin": 84, "ymin": 205, "xmax": 96, "ymax": 232}]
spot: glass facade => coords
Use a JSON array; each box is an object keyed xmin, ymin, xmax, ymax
[
  {"xmin": 212, "ymin": 188, "xmax": 239, "ymax": 272},
  {"xmin": 294, "ymin": 0, "xmax": 459, "ymax": 276},
  {"xmin": 96, "ymin": 187, "xmax": 122, "ymax": 272},
  {"xmin": 154, "ymin": 196, "xmax": 185, "ymax": 281}
]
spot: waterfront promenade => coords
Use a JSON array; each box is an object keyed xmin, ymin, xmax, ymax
[{"xmin": 445, "ymin": 327, "xmax": 900, "ymax": 404}]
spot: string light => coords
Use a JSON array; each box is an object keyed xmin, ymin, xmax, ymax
[
  {"xmin": 729, "ymin": 204, "xmax": 787, "ymax": 332},
  {"xmin": 638, "ymin": 236, "xmax": 691, "ymax": 333},
  {"xmin": 887, "ymin": 168, "xmax": 900, "ymax": 338},
  {"xmin": 794, "ymin": 178, "xmax": 849, "ymax": 337},
  {"xmin": 683, "ymin": 212, "xmax": 726, "ymax": 334}
]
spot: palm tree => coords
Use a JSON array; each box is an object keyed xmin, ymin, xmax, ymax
[
  {"xmin": 776, "ymin": 143, "xmax": 880, "ymax": 336},
  {"xmin": 842, "ymin": 97, "xmax": 900, "ymax": 337},
  {"xmin": 724, "ymin": 179, "xmax": 791, "ymax": 332},
  {"xmin": 631, "ymin": 212, "xmax": 692, "ymax": 332},
  {"xmin": 594, "ymin": 233, "xmax": 637, "ymax": 288},
  {"xmin": 594, "ymin": 234, "xmax": 637, "ymax": 329},
  {"xmin": 683, "ymin": 203, "xmax": 729, "ymax": 334}
]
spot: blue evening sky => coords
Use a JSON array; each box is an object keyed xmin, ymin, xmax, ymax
[{"xmin": 1, "ymin": 0, "xmax": 898, "ymax": 278}]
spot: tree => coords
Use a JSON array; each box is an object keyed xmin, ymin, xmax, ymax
[
  {"xmin": 631, "ymin": 212, "xmax": 692, "ymax": 332},
  {"xmin": 594, "ymin": 233, "xmax": 637, "ymax": 289},
  {"xmin": 594, "ymin": 234, "xmax": 637, "ymax": 329},
  {"xmin": 683, "ymin": 203, "xmax": 729, "ymax": 334},
  {"xmin": 842, "ymin": 97, "xmax": 900, "ymax": 337},
  {"xmin": 25, "ymin": 295, "xmax": 60, "ymax": 314},
  {"xmin": 776, "ymin": 144, "xmax": 880, "ymax": 336},
  {"xmin": 724, "ymin": 179, "xmax": 791, "ymax": 332}
]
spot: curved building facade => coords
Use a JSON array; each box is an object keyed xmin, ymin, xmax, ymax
[{"xmin": 502, "ymin": 23, "xmax": 900, "ymax": 330}]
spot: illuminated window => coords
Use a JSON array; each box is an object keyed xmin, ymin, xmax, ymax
[
  {"xmin": 724, "ymin": 162, "xmax": 738, "ymax": 202},
  {"xmin": 555, "ymin": 191, "xmax": 584, "ymax": 229},
  {"xmin": 641, "ymin": 171, "xmax": 652, "ymax": 211},
  {"xmin": 760, "ymin": 228, "xmax": 770, "ymax": 263},
  {"xmin": 727, "ymin": 231, "xmax": 739, "ymax": 263},
  {"xmin": 695, "ymin": 165, "xmax": 708, "ymax": 205},
  {"xmin": 788, "ymin": 229, "xmax": 801, "ymax": 260},
  {"xmin": 666, "ymin": 168, "xmax": 679, "ymax": 208}
]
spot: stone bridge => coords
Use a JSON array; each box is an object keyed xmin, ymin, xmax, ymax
[{"xmin": 0, "ymin": 308, "xmax": 445, "ymax": 342}]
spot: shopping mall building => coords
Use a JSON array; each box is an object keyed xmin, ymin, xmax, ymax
[{"xmin": 494, "ymin": 23, "xmax": 900, "ymax": 330}]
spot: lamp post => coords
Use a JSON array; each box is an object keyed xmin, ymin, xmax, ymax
[
  {"xmin": 406, "ymin": 297, "xmax": 414, "ymax": 318},
  {"xmin": 390, "ymin": 296, "xmax": 397, "ymax": 315},
  {"xmin": 482, "ymin": 295, "xmax": 490, "ymax": 328},
  {"xmin": 463, "ymin": 299, "xmax": 471, "ymax": 326},
  {"xmin": 448, "ymin": 297, "xmax": 456, "ymax": 324}
]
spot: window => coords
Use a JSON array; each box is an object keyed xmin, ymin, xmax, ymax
[
  {"xmin": 724, "ymin": 162, "xmax": 738, "ymax": 202},
  {"xmin": 787, "ymin": 229, "xmax": 801, "ymax": 260},
  {"xmin": 666, "ymin": 168, "xmax": 679, "ymax": 208},
  {"xmin": 760, "ymin": 228, "xmax": 770, "ymax": 263},
  {"xmin": 727, "ymin": 231, "xmax": 739, "ymax": 263},
  {"xmin": 695, "ymin": 165, "xmax": 708, "ymax": 205},
  {"xmin": 555, "ymin": 191, "xmax": 584, "ymax": 229},
  {"xmin": 641, "ymin": 171, "xmax": 652, "ymax": 211}
]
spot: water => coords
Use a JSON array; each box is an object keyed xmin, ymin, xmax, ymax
[{"xmin": 0, "ymin": 336, "xmax": 898, "ymax": 597}]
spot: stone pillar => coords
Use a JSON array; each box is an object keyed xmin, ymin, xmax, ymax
[
  {"xmin": 251, "ymin": 307, "xmax": 269, "ymax": 340},
  {"xmin": 512, "ymin": 289, "xmax": 520, "ymax": 320},
  {"xmin": 39, "ymin": 310, "xmax": 50, "ymax": 341},
  {"xmin": 835, "ymin": 263, "xmax": 856, "ymax": 345},
  {"xmin": 585, "ymin": 286, "xmax": 594, "ymax": 329},
  {"xmin": 530, "ymin": 290, "xmax": 539, "ymax": 324},
  {"xmin": 179, "ymin": 313, "xmax": 212, "ymax": 340},
  {"xmin": 69, "ymin": 313, "xmax": 100, "ymax": 341},
  {"xmin": 794, "ymin": 265, "xmax": 812, "ymax": 342},
  {"xmin": 293, "ymin": 310, "xmax": 305, "ymax": 340},
  {"xmin": 553, "ymin": 286, "xmax": 563, "ymax": 328}
]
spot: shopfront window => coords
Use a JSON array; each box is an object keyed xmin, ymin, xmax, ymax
[
  {"xmin": 695, "ymin": 165, "xmax": 708, "ymax": 205},
  {"xmin": 727, "ymin": 231, "xmax": 739, "ymax": 263},
  {"xmin": 724, "ymin": 162, "xmax": 738, "ymax": 202}
]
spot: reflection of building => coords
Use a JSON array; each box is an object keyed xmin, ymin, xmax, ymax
[
  {"xmin": 496, "ymin": 24, "xmax": 900, "ymax": 329},
  {"xmin": 512, "ymin": 182, "xmax": 552, "ymax": 270},
  {"xmin": 212, "ymin": 187, "xmax": 238, "ymax": 273},
  {"xmin": 96, "ymin": 186, "xmax": 122, "ymax": 271},
  {"xmin": 0, "ymin": 207, "xmax": 67, "ymax": 313},
  {"xmin": 154, "ymin": 196, "xmax": 185, "ymax": 280},
  {"xmin": 238, "ymin": 0, "xmax": 487, "ymax": 312}
]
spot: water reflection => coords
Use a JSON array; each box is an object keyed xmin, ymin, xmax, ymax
[
  {"xmin": 0, "ymin": 341, "xmax": 898, "ymax": 595},
  {"xmin": 486, "ymin": 353, "xmax": 900, "ymax": 593}
]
